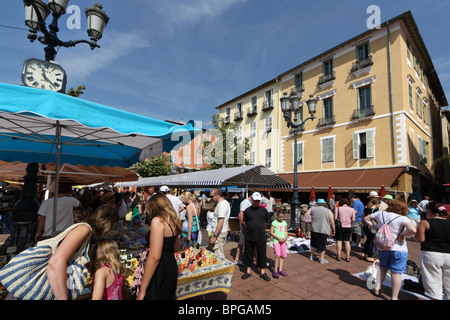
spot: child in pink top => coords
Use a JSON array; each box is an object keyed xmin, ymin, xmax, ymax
[{"xmin": 91, "ymin": 239, "xmax": 125, "ymax": 300}]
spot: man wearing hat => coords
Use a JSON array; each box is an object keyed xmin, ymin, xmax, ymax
[
  {"xmin": 160, "ymin": 186, "xmax": 183, "ymax": 216},
  {"xmin": 241, "ymin": 192, "xmax": 271, "ymax": 281},
  {"xmin": 368, "ymin": 191, "xmax": 389, "ymax": 211}
]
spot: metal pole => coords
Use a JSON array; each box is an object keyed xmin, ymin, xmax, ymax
[
  {"xmin": 290, "ymin": 128, "xmax": 301, "ymax": 229},
  {"xmin": 52, "ymin": 121, "xmax": 61, "ymax": 233}
]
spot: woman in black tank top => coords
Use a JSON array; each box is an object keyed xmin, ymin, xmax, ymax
[{"xmin": 415, "ymin": 201, "xmax": 450, "ymax": 300}]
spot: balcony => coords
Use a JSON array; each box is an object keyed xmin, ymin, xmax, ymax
[
  {"xmin": 262, "ymin": 99, "xmax": 274, "ymax": 111},
  {"xmin": 318, "ymin": 71, "xmax": 335, "ymax": 90},
  {"xmin": 317, "ymin": 115, "xmax": 336, "ymax": 127},
  {"xmin": 247, "ymin": 105, "xmax": 257, "ymax": 116},
  {"xmin": 351, "ymin": 56, "xmax": 373, "ymax": 77},
  {"xmin": 234, "ymin": 111, "xmax": 243, "ymax": 121},
  {"xmin": 351, "ymin": 105, "xmax": 375, "ymax": 121}
]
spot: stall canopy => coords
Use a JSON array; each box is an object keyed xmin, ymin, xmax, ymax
[
  {"xmin": 0, "ymin": 82, "xmax": 200, "ymax": 232},
  {"xmin": 116, "ymin": 165, "xmax": 292, "ymax": 189},
  {"xmin": 0, "ymin": 160, "xmax": 138, "ymax": 185},
  {"xmin": 0, "ymin": 82, "xmax": 200, "ymax": 168}
]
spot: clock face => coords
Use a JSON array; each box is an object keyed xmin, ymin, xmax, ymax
[{"xmin": 21, "ymin": 58, "xmax": 67, "ymax": 93}]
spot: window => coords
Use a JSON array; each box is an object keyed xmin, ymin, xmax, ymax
[
  {"xmin": 416, "ymin": 91, "xmax": 420, "ymax": 115},
  {"xmin": 184, "ymin": 157, "xmax": 190, "ymax": 166},
  {"xmin": 225, "ymin": 107, "xmax": 231, "ymax": 123},
  {"xmin": 358, "ymin": 85, "xmax": 372, "ymax": 110},
  {"xmin": 185, "ymin": 145, "xmax": 190, "ymax": 155},
  {"xmin": 236, "ymin": 125, "xmax": 243, "ymax": 141},
  {"xmin": 356, "ymin": 42, "xmax": 370, "ymax": 61},
  {"xmin": 353, "ymin": 131, "xmax": 375, "ymax": 159},
  {"xmin": 265, "ymin": 149, "xmax": 272, "ymax": 167},
  {"xmin": 293, "ymin": 142, "xmax": 304, "ymax": 165},
  {"xmin": 197, "ymin": 158, "xmax": 202, "ymax": 167},
  {"xmin": 321, "ymin": 137, "xmax": 334, "ymax": 163},
  {"xmin": 418, "ymin": 137, "xmax": 428, "ymax": 164},
  {"xmin": 249, "ymin": 151, "xmax": 256, "ymax": 165},
  {"xmin": 295, "ymin": 72, "xmax": 304, "ymax": 91},
  {"xmin": 409, "ymin": 83, "xmax": 413, "ymax": 111},
  {"xmin": 249, "ymin": 121, "xmax": 256, "ymax": 137},
  {"xmin": 323, "ymin": 97, "xmax": 333, "ymax": 119},
  {"xmin": 264, "ymin": 116, "xmax": 273, "ymax": 133},
  {"xmin": 323, "ymin": 59, "xmax": 333, "ymax": 76},
  {"xmin": 263, "ymin": 89, "xmax": 273, "ymax": 110}
]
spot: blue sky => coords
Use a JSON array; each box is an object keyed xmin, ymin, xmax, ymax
[{"xmin": 1, "ymin": 0, "xmax": 449, "ymax": 129}]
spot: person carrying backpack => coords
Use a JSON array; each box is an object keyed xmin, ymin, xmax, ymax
[{"xmin": 363, "ymin": 199, "xmax": 416, "ymax": 300}]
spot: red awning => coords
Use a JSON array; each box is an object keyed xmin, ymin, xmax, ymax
[{"xmin": 279, "ymin": 167, "xmax": 405, "ymax": 191}]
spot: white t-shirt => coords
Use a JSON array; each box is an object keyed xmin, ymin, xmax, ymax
[
  {"xmin": 166, "ymin": 194, "xmax": 183, "ymax": 215},
  {"xmin": 240, "ymin": 198, "xmax": 252, "ymax": 212},
  {"xmin": 211, "ymin": 199, "xmax": 231, "ymax": 234},
  {"xmin": 38, "ymin": 196, "xmax": 79, "ymax": 237},
  {"xmin": 206, "ymin": 211, "xmax": 214, "ymax": 232},
  {"xmin": 371, "ymin": 210, "xmax": 411, "ymax": 252}
]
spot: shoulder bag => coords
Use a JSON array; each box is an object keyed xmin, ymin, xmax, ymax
[
  {"xmin": 0, "ymin": 222, "xmax": 91, "ymax": 300},
  {"xmin": 335, "ymin": 207, "xmax": 343, "ymax": 232}
]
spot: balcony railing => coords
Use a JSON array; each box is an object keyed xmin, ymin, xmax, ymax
[
  {"xmin": 351, "ymin": 55, "xmax": 373, "ymax": 73},
  {"xmin": 247, "ymin": 105, "xmax": 257, "ymax": 116},
  {"xmin": 262, "ymin": 99, "xmax": 274, "ymax": 111},
  {"xmin": 234, "ymin": 111, "xmax": 243, "ymax": 121},
  {"xmin": 317, "ymin": 115, "xmax": 336, "ymax": 127},
  {"xmin": 318, "ymin": 71, "xmax": 336, "ymax": 86},
  {"xmin": 351, "ymin": 105, "xmax": 375, "ymax": 120}
]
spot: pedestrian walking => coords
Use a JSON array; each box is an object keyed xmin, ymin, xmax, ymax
[
  {"xmin": 304, "ymin": 199, "xmax": 335, "ymax": 264},
  {"xmin": 137, "ymin": 194, "xmax": 181, "ymax": 300},
  {"xmin": 415, "ymin": 201, "xmax": 450, "ymax": 300},
  {"xmin": 363, "ymin": 199, "xmax": 416, "ymax": 300},
  {"xmin": 361, "ymin": 198, "xmax": 380, "ymax": 262},
  {"xmin": 208, "ymin": 188, "xmax": 231, "ymax": 260},
  {"xmin": 270, "ymin": 211, "xmax": 288, "ymax": 278},
  {"xmin": 350, "ymin": 194, "xmax": 364, "ymax": 248},
  {"xmin": 241, "ymin": 192, "xmax": 271, "ymax": 281},
  {"xmin": 334, "ymin": 198, "xmax": 355, "ymax": 262}
]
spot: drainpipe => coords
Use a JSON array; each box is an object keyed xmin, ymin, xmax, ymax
[{"xmin": 387, "ymin": 21, "xmax": 396, "ymax": 163}]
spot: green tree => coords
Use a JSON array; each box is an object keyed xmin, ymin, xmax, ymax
[
  {"xmin": 131, "ymin": 155, "xmax": 171, "ymax": 177},
  {"xmin": 66, "ymin": 85, "xmax": 86, "ymax": 97},
  {"xmin": 202, "ymin": 114, "xmax": 250, "ymax": 170},
  {"xmin": 432, "ymin": 154, "xmax": 450, "ymax": 183}
]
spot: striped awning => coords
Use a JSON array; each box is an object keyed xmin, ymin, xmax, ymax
[{"xmin": 116, "ymin": 165, "xmax": 292, "ymax": 189}]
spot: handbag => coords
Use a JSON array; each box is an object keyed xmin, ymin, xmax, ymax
[
  {"xmin": 130, "ymin": 246, "xmax": 149, "ymax": 299},
  {"xmin": 334, "ymin": 208, "xmax": 343, "ymax": 232},
  {"xmin": 194, "ymin": 204, "xmax": 202, "ymax": 245},
  {"xmin": 0, "ymin": 222, "xmax": 91, "ymax": 300}
]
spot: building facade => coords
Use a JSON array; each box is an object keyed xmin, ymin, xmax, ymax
[{"xmin": 215, "ymin": 11, "xmax": 448, "ymax": 200}]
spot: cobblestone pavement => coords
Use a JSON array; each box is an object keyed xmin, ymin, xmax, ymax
[{"xmin": 190, "ymin": 233, "xmax": 425, "ymax": 301}]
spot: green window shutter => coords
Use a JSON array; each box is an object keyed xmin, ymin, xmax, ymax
[
  {"xmin": 322, "ymin": 139, "xmax": 328, "ymax": 162},
  {"xmin": 353, "ymin": 133, "xmax": 360, "ymax": 159},
  {"xmin": 329, "ymin": 138, "xmax": 334, "ymax": 162},
  {"xmin": 297, "ymin": 143, "xmax": 303, "ymax": 165},
  {"xmin": 366, "ymin": 130, "xmax": 374, "ymax": 158}
]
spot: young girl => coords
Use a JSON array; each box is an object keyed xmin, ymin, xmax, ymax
[
  {"xmin": 270, "ymin": 211, "xmax": 288, "ymax": 278},
  {"xmin": 91, "ymin": 239, "xmax": 125, "ymax": 300}
]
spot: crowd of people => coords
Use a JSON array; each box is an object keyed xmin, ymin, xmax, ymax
[{"xmin": 1, "ymin": 182, "xmax": 449, "ymax": 301}]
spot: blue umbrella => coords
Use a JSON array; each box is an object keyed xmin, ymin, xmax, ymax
[{"xmin": 0, "ymin": 82, "xmax": 201, "ymax": 231}]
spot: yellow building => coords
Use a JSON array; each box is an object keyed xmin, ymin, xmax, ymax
[{"xmin": 216, "ymin": 11, "xmax": 448, "ymax": 200}]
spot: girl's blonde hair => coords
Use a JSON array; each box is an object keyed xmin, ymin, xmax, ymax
[
  {"xmin": 148, "ymin": 194, "xmax": 182, "ymax": 235},
  {"xmin": 179, "ymin": 191, "xmax": 196, "ymax": 203},
  {"xmin": 90, "ymin": 239, "xmax": 124, "ymax": 276}
]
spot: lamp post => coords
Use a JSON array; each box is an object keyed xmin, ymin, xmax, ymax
[
  {"xmin": 23, "ymin": 0, "xmax": 109, "ymax": 61},
  {"xmin": 280, "ymin": 90, "xmax": 317, "ymax": 229}
]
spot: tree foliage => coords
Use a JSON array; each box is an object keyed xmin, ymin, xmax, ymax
[
  {"xmin": 202, "ymin": 113, "xmax": 250, "ymax": 170},
  {"xmin": 66, "ymin": 86, "xmax": 86, "ymax": 97},
  {"xmin": 131, "ymin": 155, "xmax": 171, "ymax": 177}
]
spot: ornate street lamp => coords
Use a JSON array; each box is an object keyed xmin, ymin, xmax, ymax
[
  {"xmin": 23, "ymin": 0, "xmax": 109, "ymax": 61},
  {"xmin": 280, "ymin": 90, "xmax": 317, "ymax": 229}
]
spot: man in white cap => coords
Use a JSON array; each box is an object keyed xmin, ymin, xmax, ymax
[
  {"xmin": 241, "ymin": 192, "xmax": 271, "ymax": 281},
  {"xmin": 368, "ymin": 191, "xmax": 388, "ymax": 211},
  {"xmin": 160, "ymin": 186, "xmax": 183, "ymax": 217}
]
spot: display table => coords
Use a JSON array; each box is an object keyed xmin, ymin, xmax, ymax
[{"xmin": 176, "ymin": 257, "xmax": 235, "ymax": 300}]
